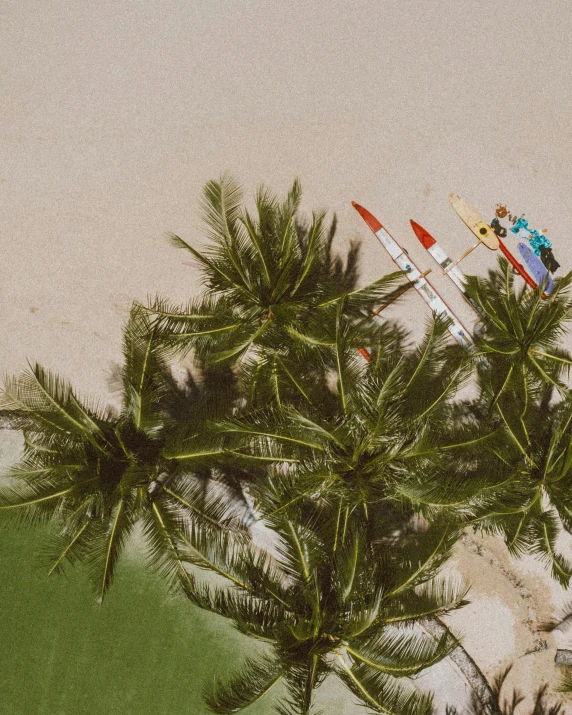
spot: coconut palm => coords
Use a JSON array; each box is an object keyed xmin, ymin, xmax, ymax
[
  {"xmin": 459, "ymin": 388, "xmax": 572, "ymax": 586},
  {"xmin": 147, "ymin": 175, "xmax": 408, "ymax": 407},
  {"xmin": 219, "ymin": 315, "xmax": 477, "ymax": 535},
  {"xmin": 175, "ymin": 497, "xmax": 466, "ymax": 715},
  {"xmin": 0, "ymin": 304, "xmax": 244, "ymax": 601},
  {"xmin": 464, "ymin": 258, "xmax": 572, "ymax": 415},
  {"xmin": 398, "ymin": 377, "xmax": 572, "ymax": 585}
]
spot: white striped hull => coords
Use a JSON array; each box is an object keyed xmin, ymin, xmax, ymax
[
  {"xmin": 427, "ymin": 243, "xmax": 467, "ymax": 292},
  {"xmin": 426, "ymin": 241, "xmax": 484, "ymax": 318},
  {"xmin": 373, "ymin": 226, "xmax": 473, "ymax": 349}
]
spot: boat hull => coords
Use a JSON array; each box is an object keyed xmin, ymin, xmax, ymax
[
  {"xmin": 353, "ymin": 202, "xmax": 473, "ymax": 349},
  {"xmin": 449, "ymin": 194, "xmax": 500, "ymax": 250},
  {"xmin": 410, "ymin": 220, "xmax": 485, "ymax": 317}
]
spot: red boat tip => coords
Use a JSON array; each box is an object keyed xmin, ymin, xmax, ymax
[
  {"xmin": 351, "ymin": 201, "xmax": 383, "ymax": 233},
  {"xmin": 357, "ymin": 345, "xmax": 372, "ymax": 363},
  {"xmin": 410, "ymin": 220, "xmax": 436, "ymax": 249}
]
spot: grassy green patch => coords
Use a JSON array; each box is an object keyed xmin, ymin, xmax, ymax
[{"xmin": 0, "ymin": 525, "xmax": 272, "ymax": 715}]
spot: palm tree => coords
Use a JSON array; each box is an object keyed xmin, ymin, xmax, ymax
[
  {"xmin": 175, "ymin": 499, "xmax": 467, "ymax": 715},
  {"xmin": 457, "ymin": 389, "xmax": 572, "ymax": 586},
  {"xmin": 396, "ymin": 377, "xmax": 572, "ymax": 585},
  {"xmin": 219, "ymin": 316, "xmax": 473, "ymax": 534},
  {"xmin": 0, "ymin": 305, "xmax": 244, "ymax": 601},
  {"xmin": 147, "ymin": 175, "xmax": 407, "ymax": 407},
  {"xmin": 431, "ymin": 260, "xmax": 572, "ymax": 584},
  {"xmin": 464, "ymin": 258, "xmax": 572, "ymax": 415}
]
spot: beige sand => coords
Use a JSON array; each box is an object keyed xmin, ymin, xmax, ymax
[{"xmin": 3, "ymin": 0, "xmax": 572, "ymax": 709}]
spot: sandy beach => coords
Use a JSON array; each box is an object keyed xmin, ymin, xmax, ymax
[{"xmin": 3, "ymin": 0, "xmax": 572, "ymax": 710}]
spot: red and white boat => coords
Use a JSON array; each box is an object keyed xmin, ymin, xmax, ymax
[{"xmin": 352, "ymin": 202, "xmax": 473, "ymax": 349}]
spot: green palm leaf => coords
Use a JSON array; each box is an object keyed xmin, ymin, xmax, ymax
[
  {"xmin": 86, "ymin": 491, "xmax": 138, "ymax": 602},
  {"xmin": 203, "ymin": 654, "xmax": 283, "ymax": 714},
  {"xmin": 335, "ymin": 658, "xmax": 434, "ymax": 715},
  {"xmin": 347, "ymin": 627, "xmax": 456, "ymax": 677},
  {"xmin": 1, "ymin": 364, "xmax": 107, "ymax": 447}
]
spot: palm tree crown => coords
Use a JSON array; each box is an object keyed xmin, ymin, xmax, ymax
[
  {"xmin": 178, "ymin": 502, "xmax": 465, "ymax": 715},
  {"xmin": 148, "ymin": 176, "xmax": 406, "ymax": 406},
  {"xmin": 465, "ymin": 258, "xmax": 572, "ymax": 412},
  {"xmin": 0, "ymin": 305, "xmax": 242, "ymax": 600},
  {"xmin": 222, "ymin": 316, "xmax": 471, "ymax": 535}
]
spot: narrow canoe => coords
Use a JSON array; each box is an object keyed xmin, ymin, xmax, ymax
[{"xmin": 353, "ymin": 202, "xmax": 473, "ymax": 349}]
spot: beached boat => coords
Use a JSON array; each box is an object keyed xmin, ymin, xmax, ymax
[
  {"xmin": 352, "ymin": 202, "xmax": 473, "ymax": 348},
  {"xmin": 448, "ymin": 195, "xmax": 546, "ymax": 294},
  {"xmin": 448, "ymin": 194, "xmax": 500, "ymax": 250},
  {"xmin": 409, "ymin": 219, "xmax": 482, "ymax": 317}
]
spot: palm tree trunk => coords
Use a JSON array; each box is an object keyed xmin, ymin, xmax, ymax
[{"xmin": 422, "ymin": 616, "xmax": 501, "ymax": 715}]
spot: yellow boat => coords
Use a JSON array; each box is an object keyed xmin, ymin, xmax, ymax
[{"xmin": 448, "ymin": 194, "xmax": 500, "ymax": 250}]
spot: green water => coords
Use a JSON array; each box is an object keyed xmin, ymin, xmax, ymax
[
  {"xmin": 0, "ymin": 431, "xmax": 264, "ymax": 715},
  {"xmin": 0, "ymin": 528, "xmax": 268, "ymax": 715},
  {"xmin": 0, "ymin": 431, "xmax": 354, "ymax": 715}
]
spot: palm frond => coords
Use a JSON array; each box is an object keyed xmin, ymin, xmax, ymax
[
  {"xmin": 85, "ymin": 491, "xmax": 138, "ymax": 602},
  {"xmin": 138, "ymin": 495, "xmax": 195, "ymax": 592},
  {"xmin": 335, "ymin": 657, "xmax": 434, "ymax": 715},
  {"xmin": 0, "ymin": 460, "xmax": 98, "ymax": 528},
  {"xmin": 121, "ymin": 303, "xmax": 171, "ymax": 433},
  {"xmin": 386, "ymin": 523, "xmax": 459, "ymax": 598},
  {"xmin": 203, "ymin": 653, "xmax": 283, "ymax": 713},
  {"xmin": 347, "ymin": 627, "xmax": 456, "ymax": 677},
  {"xmin": 1, "ymin": 364, "xmax": 107, "ymax": 446},
  {"xmin": 384, "ymin": 576, "xmax": 469, "ymax": 624},
  {"xmin": 527, "ymin": 510, "xmax": 572, "ymax": 586},
  {"xmin": 42, "ymin": 518, "xmax": 93, "ymax": 576}
]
